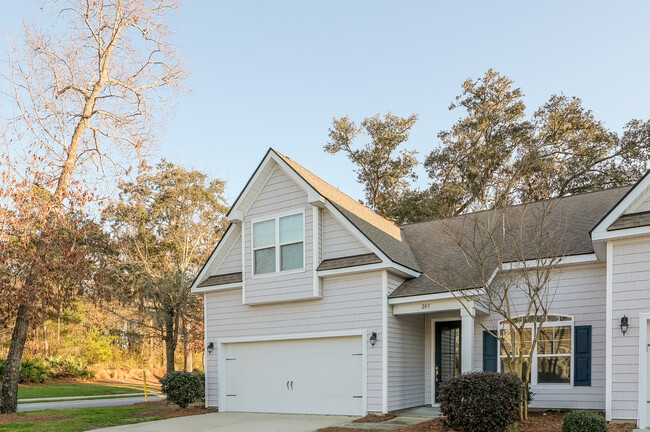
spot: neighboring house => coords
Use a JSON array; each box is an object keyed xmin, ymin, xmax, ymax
[{"xmin": 191, "ymin": 148, "xmax": 650, "ymax": 427}]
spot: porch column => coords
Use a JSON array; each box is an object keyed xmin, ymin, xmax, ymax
[{"xmin": 461, "ymin": 307, "xmax": 475, "ymax": 373}]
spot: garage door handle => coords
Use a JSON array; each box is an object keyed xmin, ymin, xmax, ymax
[
  {"xmin": 287, "ymin": 380, "xmax": 290, "ymax": 390},
  {"xmin": 290, "ymin": 381, "xmax": 293, "ymax": 390}
]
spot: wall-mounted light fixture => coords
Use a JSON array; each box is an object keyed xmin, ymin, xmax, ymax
[
  {"xmin": 207, "ymin": 342, "xmax": 214, "ymax": 354},
  {"xmin": 620, "ymin": 316, "xmax": 629, "ymax": 336},
  {"xmin": 369, "ymin": 332, "xmax": 377, "ymax": 347}
]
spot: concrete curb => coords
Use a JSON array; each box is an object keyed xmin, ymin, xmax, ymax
[{"xmin": 19, "ymin": 392, "xmax": 163, "ymax": 402}]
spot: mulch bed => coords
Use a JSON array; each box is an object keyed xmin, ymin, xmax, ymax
[
  {"xmin": 352, "ymin": 413, "xmax": 398, "ymax": 423},
  {"xmin": 0, "ymin": 413, "xmax": 72, "ymax": 424},
  {"xmin": 132, "ymin": 400, "xmax": 218, "ymax": 419},
  {"xmin": 318, "ymin": 411, "xmax": 636, "ymax": 432}
]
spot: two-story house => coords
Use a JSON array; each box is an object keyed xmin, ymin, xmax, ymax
[{"xmin": 191, "ymin": 148, "xmax": 650, "ymax": 428}]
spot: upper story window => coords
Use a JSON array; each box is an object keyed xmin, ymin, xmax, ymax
[
  {"xmin": 499, "ymin": 315, "xmax": 572, "ymax": 385},
  {"xmin": 252, "ymin": 212, "xmax": 304, "ymax": 275}
]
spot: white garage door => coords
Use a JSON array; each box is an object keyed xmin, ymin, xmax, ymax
[{"xmin": 221, "ymin": 335, "xmax": 363, "ymax": 415}]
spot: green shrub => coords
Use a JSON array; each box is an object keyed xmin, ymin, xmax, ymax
[
  {"xmin": 562, "ymin": 410, "xmax": 606, "ymax": 432},
  {"xmin": 46, "ymin": 356, "xmax": 95, "ymax": 379},
  {"xmin": 160, "ymin": 371, "xmax": 204, "ymax": 408},
  {"xmin": 19, "ymin": 357, "xmax": 52, "ymax": 383},
  {"xmin": 439, "ymin": 372, "xmax": 522, "ymax": 432},
  {"xmin": 0, "ymin": 358, "xmax": 5, "ymax": 377}
]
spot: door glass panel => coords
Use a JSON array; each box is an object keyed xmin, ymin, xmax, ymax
[{"xmin": 440, "ymin": 326, "xmax": 460, "ymax": 382}]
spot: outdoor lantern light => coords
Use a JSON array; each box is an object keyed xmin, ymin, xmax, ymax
[
  {"xmin": 207, "ymin": 342, "xmax": 214, "ymax": 354},
  {"xmin": 369, "ymin": 332, "xmax": 377, "ymax": 347},
  {"xmin": 620, "ymin": 316, "xmax": 629, "ymax": 335}
]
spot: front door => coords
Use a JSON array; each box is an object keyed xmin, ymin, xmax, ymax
[{"xmin": 435, "ymin": 321, "xmax": 461, "ymax": 402}]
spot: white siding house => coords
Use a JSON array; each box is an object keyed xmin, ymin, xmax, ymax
[{"xmin": 192, "ymin": 149, "xmax": 650, "ymax": 427}]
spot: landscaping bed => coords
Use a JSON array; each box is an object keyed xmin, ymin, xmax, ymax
[
  {"xmin": 317, "ymin": 411, "xmax": 636, "ymax": 432},
  {"xmin": 352, "ymin": 413, "xmax": 397, "ymax": 423}
]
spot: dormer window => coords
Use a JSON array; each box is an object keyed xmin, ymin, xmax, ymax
[{"xmin": 253, "ymin": 212, "xmax": 304, "ymax": 275}]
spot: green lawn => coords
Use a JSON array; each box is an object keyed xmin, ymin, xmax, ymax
[
  {"xmin": 0, "ymin": 406, "xmax": 163, "ymax": 432},
  {"xmin": 18, "ymin": 383, "xmax": 160, "ymax": 400}
]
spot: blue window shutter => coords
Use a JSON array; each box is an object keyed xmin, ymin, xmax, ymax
[
  {"xmin": 574, "ymin": 325, "xmax": 591, "ymax": 387},
  {"xmin": 483, "ymin": 330, "xmax": 498, "ymax": 372}
]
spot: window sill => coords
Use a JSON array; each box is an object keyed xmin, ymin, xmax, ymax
[
  {"xmin": 531, "ymin": 383, "xmax": 573, "ymax": 388},
  {"xmin": 250, "ymin": 268, "xmax": 307, "ymax": 280}
]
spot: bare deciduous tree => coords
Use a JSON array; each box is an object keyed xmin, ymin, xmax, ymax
[
  {"xmin": 424, "ymin": 200, "xmax": 569, "ymax": 420},
  {"xmin": 0, "ymin": 0, "xmax": 185, "ymax": 413}
]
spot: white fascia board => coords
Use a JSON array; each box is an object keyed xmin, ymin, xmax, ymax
[
  {"xmin": 591, "ymin": 172, "xmax": 650, "ymax": 240},
  {"xmin": 388, "ymin": 289, "xmax": 484, "ymax": 305},
  {"xmin": 192, "ymin": 282, "xmax": 243, "ymax": 294},
  {"xmin": 317, "ymin": 262, "xmax": 418, "ymax": 279},
  {"xmin": 486, "ymin": 253, "xmax": 599, "ymax": 286},
  {"xmin": 393, "ymin": 297, "xmax": 475, "ymax": 316},
  {"xmin": 592, "ymin": 225, "xmax": 650, "ymax": 242},
  {"xmin": 190, "ymin": 224, "xmax": 240, "ymax": 293}
]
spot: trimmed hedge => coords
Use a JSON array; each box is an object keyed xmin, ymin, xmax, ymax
[
  {"xmin": 562, "ymin": 410, "xmax": 606, "ymax": 432},
  {"xmin": 439, "ymin": 372, "xmax": 523, "ymax": 432},
  {"xmin": 160, "ymin": 371, "xmax": 205, "ymax": 408}
]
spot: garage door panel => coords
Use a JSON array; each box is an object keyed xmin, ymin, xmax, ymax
[{"xmin": 222, "ymin": 336, "xmax": 363, "ymax": 415}]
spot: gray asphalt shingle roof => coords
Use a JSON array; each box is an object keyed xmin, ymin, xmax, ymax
[
  {"xmin": 317, "ymin": 253, "xmax": 382, "ymax": 271},
  {"xmin": 608, "ymin": 211, "xmax": 650, "ymax": 231},
  {"xmin": 275, "ymin": 150, "xmax": 420, "ymax": 272},
  {"xmin": 197, "ymin": 272, "xmax": 243, "ymax": 288},
  {"xmin": 390, "ymin": 186, "xmax": 632, "ymax": 298}
]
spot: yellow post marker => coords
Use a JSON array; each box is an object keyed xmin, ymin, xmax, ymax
[{"xmin": 143, "ymin": 371, "xmax": 148, "ymax": 402}]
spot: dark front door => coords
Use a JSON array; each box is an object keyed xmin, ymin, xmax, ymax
[{"xmin": 435, "ymin": 321, "xmax": 461, "ymax": 402}]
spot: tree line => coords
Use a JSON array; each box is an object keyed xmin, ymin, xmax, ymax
[{"xmin": 327, "ymin": 69, "xmax": 650, "ymax": 224}]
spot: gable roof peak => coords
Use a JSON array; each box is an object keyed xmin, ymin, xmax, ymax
[{"xmin": 270, "ymin": 148, "xmax": 404, "ymax": 241}]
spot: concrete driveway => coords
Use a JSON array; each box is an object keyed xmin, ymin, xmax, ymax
[{"xmin": 93, "ymin": 412, "xmax": 357, "ymax": 432}]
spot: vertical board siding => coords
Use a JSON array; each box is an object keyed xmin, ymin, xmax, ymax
[
  {"xmin": 243, "ymin": 166, "xmax": 316, "ymax": 304},
  {"xmin": 611, "ymin": 239, "xmax": 650, "ymax": 420},
  {"xmin": 472, "ymin": 264, "xmax": 607, "ymax": 410},
  {"xmin": 386, "ymin": 274, "xmax": 425, "ymax": 411},
  {"xmin": 322, "ymin": 209, "xmax": 370, "ymax": 260},
  {"xmin": 204, "ymin": 271, "xmax": 385, "ymax": 411}
]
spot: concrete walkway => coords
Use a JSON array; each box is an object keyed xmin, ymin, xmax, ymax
[
  {"xmin": 92, "ymin": 412, "xmax": 357, "ymax": 432},
  {"xmin": 336, "ymin": 406, "xmax": 442, "ymax": 431},
  {"xmin": 17, "ymin": 394, "xmax": 165, "ymax": 412}
]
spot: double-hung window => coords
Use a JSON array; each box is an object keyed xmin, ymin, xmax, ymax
[
  {"xmin": 499, "ymin": 315, "xmax": 572, "ymax": 385},
  {"xmin": 252, "ymin": 212, "xmax": 304, "ymax": 275}
]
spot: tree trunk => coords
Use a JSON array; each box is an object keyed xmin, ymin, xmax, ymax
[
  {"xmin": 182, "ymin": 318, "xmax": 192, "ymax": 372},
  {"xmin": 164, "ymin": 316, "xmax": 176, "ymax": 374},
  {"xmin": 0, "ymin": 304, "xmax": 31, "ymax": 414},
  {"xmin": 43, "ymin": 323, "xmax": 49, "ymax": 358},
  {"xmin": 185, "ymin": 350, "xmax": 192, "ymax": 372},
  {"xmin": 57, "ymin": 313, "xmax": 61, "ymax": 346}
]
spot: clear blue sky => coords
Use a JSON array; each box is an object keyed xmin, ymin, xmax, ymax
[{"xmin": 2, "ymin": 1, "xmax": 650, "ymax": 203}]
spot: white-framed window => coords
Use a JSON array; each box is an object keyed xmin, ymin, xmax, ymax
[
  {"xmin": 499, "ymin": 315, "xmax": 573, "ymax": 386},
  {"xmin": 252, "ymin": 211, "xmax": 304, "ymax": 275}
]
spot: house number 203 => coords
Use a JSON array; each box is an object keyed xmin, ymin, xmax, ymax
[{"xmin": 421, "ymin": 303, "xmax": 430, "ymax": 310}]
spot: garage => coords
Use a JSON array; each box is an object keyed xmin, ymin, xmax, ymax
[{"xmin": 219, "ymin": 335, "xmax": 364, "ymax": 415}]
